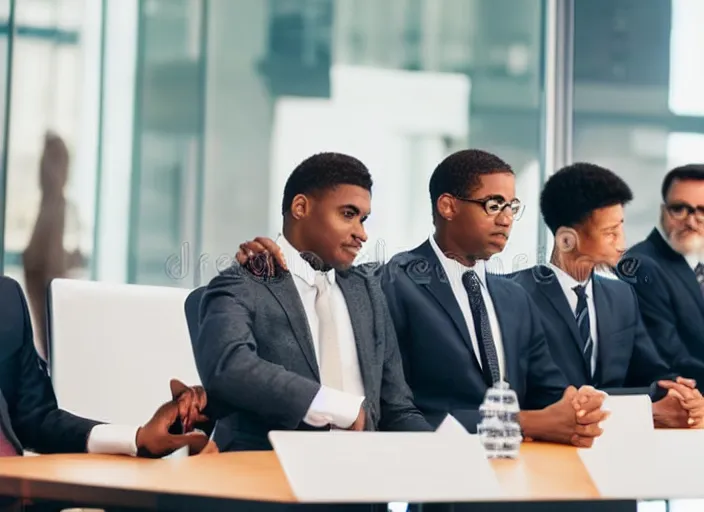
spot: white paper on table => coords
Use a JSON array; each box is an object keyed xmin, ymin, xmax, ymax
[
  {"xmin": 269, "ymin": 430, "xmax": 501, "ymax": 503},
  {"xmin": 593, "ymin": 394, "xmax": 654, "ymax": 447},
  {"xmin": 435, "ymin": 414, "xmax": 470, "ymax": 436},
  {"xmin": 580, "ymin": 429, "xmax": 704, "ymax": 500}
]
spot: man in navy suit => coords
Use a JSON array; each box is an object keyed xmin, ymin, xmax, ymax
[
  {"xmin": 618, "ymin": 165, "xmax": 704, "ymax": 384},
  {"xmin": 377, "ymin": 150, "xmax": 607, "ymax": 446},
  {"xmin": 510, "ymin": 163, "xmax": 704, "ymax": 428}
]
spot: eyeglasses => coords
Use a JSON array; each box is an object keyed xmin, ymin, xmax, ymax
[
  {"xmin": 665, "ymin": 202, "xmax": 704, "ymax": 223},
  {"xmin": 455, "ymin": 195, "xmax": 524, "ymax": 220}
]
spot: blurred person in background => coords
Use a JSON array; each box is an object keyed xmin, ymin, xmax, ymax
[{"xmin": 22, "ymin": 132, "xmax": 85, "ymax": 361}]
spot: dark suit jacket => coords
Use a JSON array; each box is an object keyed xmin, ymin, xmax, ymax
[
  {"xmin": 193, "ymin": 263, "xmax": 431, "ymax": 452},
  {"xmin": 510, "ymin": 266, "xmax": 674, "ymax": 398},
  {"xmin": 617, "ymin": 229, "xmax": 704, "ymax": 381},
  {"xmin": 381, "ymin": 241, "xmax": 568, "ymax": 433},
  {"xmin": 0, "ymin": 276, "xmax": 99, "ymax": 454}
]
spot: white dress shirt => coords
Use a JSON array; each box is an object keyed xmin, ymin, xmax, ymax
[
  {"xmin": 86, "ymin": 424, "xmax": 139, "ymax": 455},
  {"xmin": 428, "ymin": 236, "xmax": 506, "ymax": 380},
  {"xmin": 276, "ymin": 235, "xmax": 365, "ymax": 429},
  {"xmin": 548, "ymin": 263, "xmax": 598, "ymax": 376}
]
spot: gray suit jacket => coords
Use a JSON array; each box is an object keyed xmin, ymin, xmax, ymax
[{"xmin": 193, "ymin": 263, "xmax": 431, "ymax": 451}]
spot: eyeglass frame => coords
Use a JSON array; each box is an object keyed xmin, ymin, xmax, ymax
[
  {"xmin": 453, "ymin": 194, "xmax": 525, "ymax": 220},
  {"xmin": 664, "ymin": 201, "xmax": 704, "ymax": 223}
]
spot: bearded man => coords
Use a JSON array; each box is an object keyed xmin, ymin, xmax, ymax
[{"xmin": 617, "ymin": 164, "xmax": 704, "ymax": 383}]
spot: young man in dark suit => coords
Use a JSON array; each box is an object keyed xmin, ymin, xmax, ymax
[
  {"xmin": 378, "ymin": 150, "xmax": 606, "ymax": 446},
  {"xmin": 0, "ymin": 275, "xmax": 214, "ymax": 459},
  {"xmin": 510, "ymin": 163, "xmax": 704, "ymax": 428},
  {"xmin": 193, "ymin": 152, "xmax": 431, "ymax": 452},
  {"xmin": 618, "ymin": 165, "xmax": 704, "ymax": 383}
]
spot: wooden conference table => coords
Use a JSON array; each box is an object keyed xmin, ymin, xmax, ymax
[{"xmin": 0, "ymin": 442, "xmax": 634, "ymax": 511}]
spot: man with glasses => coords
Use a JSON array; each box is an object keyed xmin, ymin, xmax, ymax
[
  {"xmin": 617, "ymin": 164, "xmax": 704, "ymax": 382},
  {"xmin": 380, "ymin": 150, "xmax": 606, "ymax": 446}
]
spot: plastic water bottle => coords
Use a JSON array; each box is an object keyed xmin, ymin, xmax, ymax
[{"xmin": 477, "ymin": 381, "xmax": 522, "ymax": 459}]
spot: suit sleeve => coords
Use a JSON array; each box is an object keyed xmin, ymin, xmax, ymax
[
  {"xmin": 628, "ymin": 259, "xmax": 704, "ymax": 379},
  {"xmin": 9, "ymin": 279, "xmax": 99, "ymax": 454},
  {"xmin": 377, "ymin": 290, "xmax": 432, "ymax": 432},
  {"xmin": 193, "ymin": 270, "xmax": 320, "ymax": 429},
  {"xmin": 523, "ymin": 294, "xmax": 568, "ymax": 410},
  {"xmin": 625, "ymin": 285, "xmax": 678, "ymax": 388}
]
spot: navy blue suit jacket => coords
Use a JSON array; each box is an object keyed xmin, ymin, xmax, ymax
[
  {"xmin": 0, "ymin": 276, "xmax": 99, "ymax": 454},
  {"xmin": 381, "ymin": 241, "xmax": 568, "ymax": 432},
  {"xmin": 617, "ymin": 229, "xmax": 704, "ymax": 381},
  {"xmin": 510, "ymin": 266, "xmax": 674, "ymax": 398}
]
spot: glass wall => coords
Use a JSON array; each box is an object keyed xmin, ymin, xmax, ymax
[
  {"xmin": 194, "ymin": 0, "xmax": 547, "ymax": 288},
  {"xmin": 0, "ymin": 0, "xmax": 549, "ymax": 295},
  {"xmin": 573, "ymin": 0, "xmax": 704, "ymax": 249}
]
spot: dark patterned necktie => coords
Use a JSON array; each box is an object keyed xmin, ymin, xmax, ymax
[
  {"xmin": 462, "ymin": 270, "xmax": 501, "ymax": 386},
  {"xmin": 695, "ymin": 263, "xmax": 704, "ymax": 298},
  {"xmin": 573, "ymin": 284, "xmax": 594, "ymax": 375}
]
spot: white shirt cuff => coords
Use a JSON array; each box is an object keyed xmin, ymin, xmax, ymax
[
  {"xmin": 303, "ymin": 386, "xmax": 365, "ymax": 429},
  {"xmin": 86, "ymin": 424, "xmax": 140, "ymax": 456}
]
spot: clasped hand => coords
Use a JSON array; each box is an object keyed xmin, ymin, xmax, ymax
[
  {"xmin": 531, "ymin": 385, "xmax": 609, "ymax": 448},
  {"xmin": 653, "ymin": 377, "xmax": 704, "ymax": 428},
  {"xmin": 134, "ymin": 379, "xmax": 217, "ymax": 458}
]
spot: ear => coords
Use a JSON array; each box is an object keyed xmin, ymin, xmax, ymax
[
  {"xmin": 555, "ymin": 226, "xmax": 580, "ymax": 254},
  {"xmin": 290, "ymin": 194, "xmax": 310, "ymax": 220},
  {"xmin": 436, "ymin": 194, "xmax": 457, "ymax": 221}
]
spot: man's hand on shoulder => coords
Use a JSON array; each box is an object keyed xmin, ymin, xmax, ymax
[{"xmin": 236, "ymin": 237, "xmax": 287, "ymax": 277}]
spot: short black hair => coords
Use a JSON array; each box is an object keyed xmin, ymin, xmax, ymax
[
  {"xmin": 661, "ymin": 164, "xmax": 704, "ymax": 201},
  {"xmin": 428, "ymin": 149, "xmax": 513, "ymax": 220},
  {"xmin": 281, "ymin": 152, "xmax": 373, "ymax": 215},
  {"xmin": 540, "ymin": 162, "xmax": 633, "ymax": 234}
]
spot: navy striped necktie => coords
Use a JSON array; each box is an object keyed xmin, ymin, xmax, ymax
[{"xmin": 572, "ymin": 284, "xmax": 594, "ymax": 374}]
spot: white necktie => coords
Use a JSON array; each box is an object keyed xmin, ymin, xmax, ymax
[{"xmin": 314, "ymin": 273, "xmax": 344, "ymax": 390}]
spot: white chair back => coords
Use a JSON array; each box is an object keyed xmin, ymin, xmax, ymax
[{"xmin": 48, "ymin": 279, "xmax": 201, "ymax": 426}]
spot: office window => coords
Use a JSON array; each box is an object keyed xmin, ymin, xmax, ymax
[
  {"xmin": 163, "ymin": 0, "xmax": 550, "ymax": 288},
  {"xmin": 572, "ymin": 0, "xmax": 704, "ymax": 248}
]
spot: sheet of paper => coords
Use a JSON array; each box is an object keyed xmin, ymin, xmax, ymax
[
  {"xmin": 581, "ymin": 429, "xmax": 704, "ymax": 499},
  {"xmin": 593, "ymin": 394, "xmax": 653, "ymax": 447},
  {"xmin": 269, "ymin": 431, "xmax": 501, "ymax": 503},
  {"xmin": 435, "ymin": 414, "xmax": 470, "ymax": 436}
]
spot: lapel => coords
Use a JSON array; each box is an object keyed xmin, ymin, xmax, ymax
[
  {"xmin": 532, "ymin": 265, "xmax": 590, "ymax": 376},
  {"xmin": 261, "ymin": 275, "xmax": 320, "ymax": 380},
  {"xmin": 412, "ymin": 241, "xmax": 481, "ymax": 370},
  {"xmin": 592, "ymin": 277, "xmax": 614, "ymax": 386},
  {"xmin": 648, "ymin": 229, "xmax": 704, "ymax": 316},
  {"xmin": 336, "ymin": 275, "xmax": 375, "ymax": 398}
]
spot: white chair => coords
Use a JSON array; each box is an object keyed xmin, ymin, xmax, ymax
[{"xmin": 47, "ymin": 279, "xmax": 202, "ymax": 426}]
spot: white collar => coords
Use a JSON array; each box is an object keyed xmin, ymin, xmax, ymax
[
  {"xmin": 428, "ymin": 235, "xmax": 487, "ymax": 286},
  {"xmin": 276, "ymin": 234, "xmax": 335, "ymax": 287},
  {"xmin": 548, "ymin": 263, "xmax": 593, "ymax": 299}
]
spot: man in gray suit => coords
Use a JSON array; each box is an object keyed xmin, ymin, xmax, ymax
[{"xmin": 193, "ymin": 152, "xmax": 431, "ymax": 452}]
